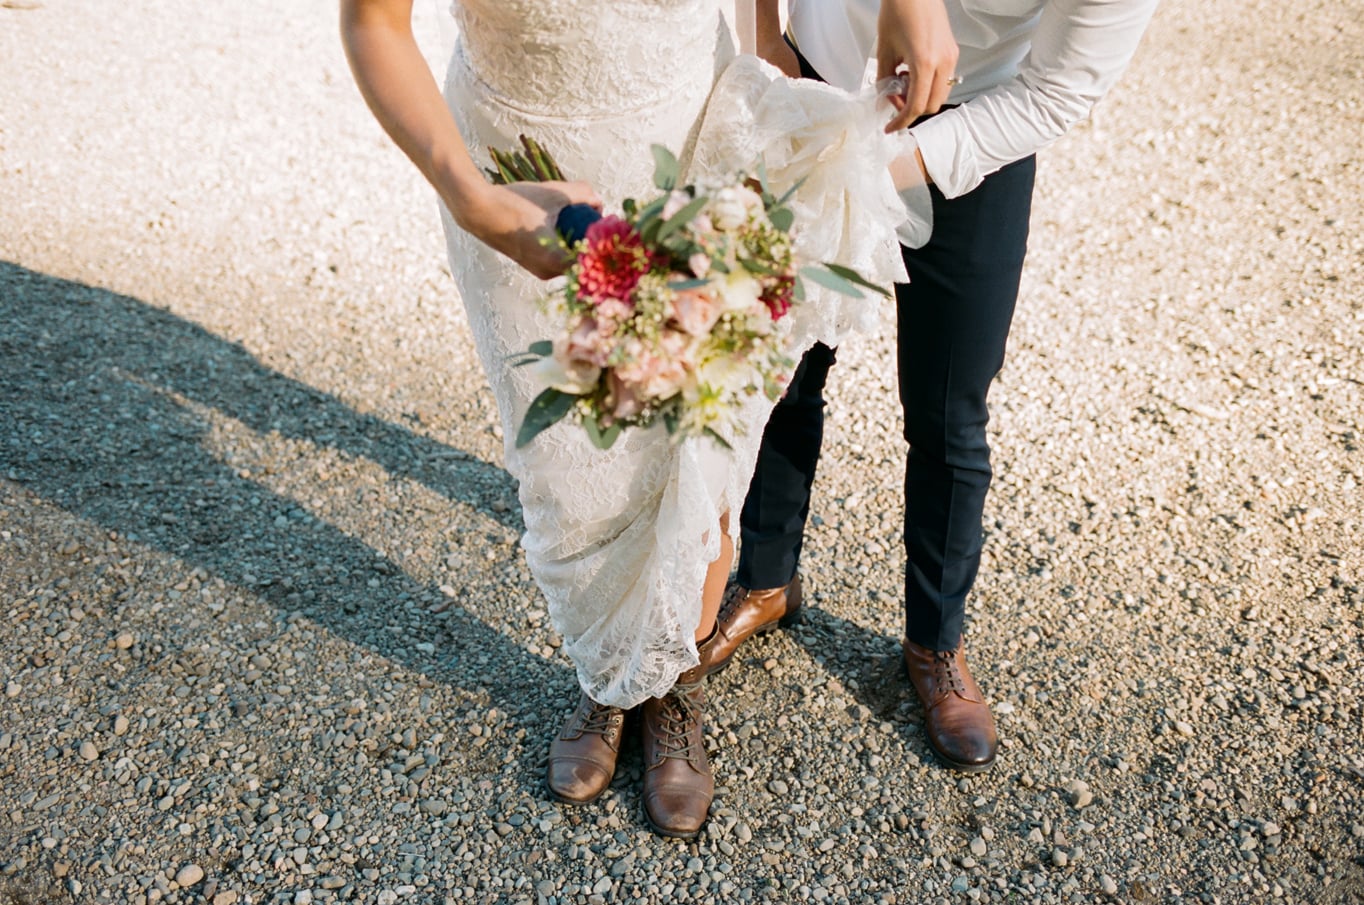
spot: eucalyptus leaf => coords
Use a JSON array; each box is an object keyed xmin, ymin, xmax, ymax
[
  {"xmin": 774, "ymin": 175, "xmax": 808, "ymax": 209},
  {"xmin": 656, "ymin": 195, "xmax": 709, "ymax": 241},
  {"xmin": 668, "ymin": 277, "xmax": 712, "ymax": 290},
  {"xmin": 702, "ymin": 427, "xmax": 734, "ymax": 451},
  {"xmin": 527, "ymin": 339, "xmax": 553, "ymax": 356},
  {"xmin": 755, "ymin": 159, "xmax": 772, "ymax": 197},
  {"xmin": 584, "ymin": 415, "xmax": 624, "ymax": 450},
  {"xmin": 768, "ymin": 206, "xmax": 794, "ymax": 233},
  {"xmin": 516, "ymin": 387, "xmax": 576, "ymax": 448},
  {"xmin": 824, "ymin": 262, "xmax": 893, "ymax": 298},
  {"xmin": 799, "ymin": 265, "xmax": 865, "ymax": 299},
  {"xmin": 651, "ymin": 145, "xmax": 680, "ymax": 191}
]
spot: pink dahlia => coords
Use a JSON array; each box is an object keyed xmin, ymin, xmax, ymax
[{"xmin": 576, "ymin": 215, "xmax": 651, "ymax": 303}]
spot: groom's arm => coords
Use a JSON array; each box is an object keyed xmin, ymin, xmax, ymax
[{"xmin": 755, "ymin": 0, "xmax": 801, "ymax": 77}]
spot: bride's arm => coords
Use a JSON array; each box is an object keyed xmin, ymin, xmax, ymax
[{"xmin": 340, "ymin": 0, "xmax": 600, "ymax": 279}]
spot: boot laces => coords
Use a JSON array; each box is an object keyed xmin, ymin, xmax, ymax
[
  {"xmin": 717, "ymin": 585, "xmax": 746, "ymax": 624},
  {"xmin": 654, "ymin": 683, "xmax": 703, "ymax": 763},
  {"xmin": 931, "ymin": 649, "xmax": 968, "ymax": 697},
  {"xmin": 571, "ymin": 700, "xmax": 621, "ymax": 738}
]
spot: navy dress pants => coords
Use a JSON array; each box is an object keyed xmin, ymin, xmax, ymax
[{"xmin": 735, "ymin": 41, "xmax": 1036, "ymax": 650}]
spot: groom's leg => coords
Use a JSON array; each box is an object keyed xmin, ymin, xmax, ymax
[
  {"xmin": 736, "ymin": 342, "xmax": 836, "ymax": 590},
  {"xmin": 704, "ymin": 343, "xmax": 833, "ymax": 675},
  {"xmin": 898, "ymin": 155, "xmax": 1036, "ymax": 649},
  {"xmin": 895, "ymin": 154, "xmax": 1034, "ymax": 772}
]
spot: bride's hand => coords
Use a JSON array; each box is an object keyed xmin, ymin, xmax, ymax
[{"xmin": 456, "ymin": 180, "xmax": 603, "ymax": 280}]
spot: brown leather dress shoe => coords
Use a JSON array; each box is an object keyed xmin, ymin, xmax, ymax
[
  {"xmin": 546, "ymin": 692, "xmax": 626, "ymax": 804},
  {"xmin": 640, "ymin": 635, "xmax": 716, "ymax": 838},
  {"xmin": 704, "ymin": 575, "xmax": 803, "ymax": 676},
  {"xmin": 901, "ymin": 638, "xmax": 998, "ymax": 773}
]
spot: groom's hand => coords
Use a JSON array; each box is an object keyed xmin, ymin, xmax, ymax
[{"xmin": 878, "ymin": 0, "xmax": 959, "ymax": 132}]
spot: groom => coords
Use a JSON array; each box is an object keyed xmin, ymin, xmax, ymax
[{"xmin": 707, "ymin": 0, "xmax": 1158, "ymax": 772}]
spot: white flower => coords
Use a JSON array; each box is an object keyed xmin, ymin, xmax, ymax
[
  {"xmin": 716, "ymin": 271, "xmax": 761, "ymax": 313},
  {"xmin": 692, "ymin": 354, "xmax": 751, "ymax": 397},
  {"xmin": 531, "ymin": 353, "xmax": 599, "ymax": 395},
  {"xmin": 708, "ymin": 187, "xmax": 752, "ymax": 231}
]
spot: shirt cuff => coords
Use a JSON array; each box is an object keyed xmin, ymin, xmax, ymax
[{"xmin": 909, "ymin": 111, "xmax": 984, "ymax": 200}]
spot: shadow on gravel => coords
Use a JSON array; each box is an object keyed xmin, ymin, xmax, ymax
[
  {"xmin": 0, "ymin": 261, "xmax": 569, "ymax": 732},
  {"xmin": 785, "ymin": 605, "xmax": 944, "ymax": 769}
]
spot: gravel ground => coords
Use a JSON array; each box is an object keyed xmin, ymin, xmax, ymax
[{"xmin": 2, "ymin": 0, "xmax": 1361, "ymax": 903}]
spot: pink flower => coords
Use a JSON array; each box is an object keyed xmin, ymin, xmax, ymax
[
  {"xmin": 562, "ymin": 315, "xmax": 611, "ymax": 367},
  {"xmin": 616, "ymin": 330, "xmax": 695, "ymax": 400},
  {"xmin": 606, "ymin": 371, "xmax": 645, "ymax": 421},
  {"xmin": 670, "ymin": 285, "xmax": 721, "ymax": 336},
  {"xmin": 576, "ymin": 215, "xmax": 651, "ymax": 303}
]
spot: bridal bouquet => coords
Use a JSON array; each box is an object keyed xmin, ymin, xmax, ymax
[{"xmin": 490, "ymin": 138, "xmax": 887, "ymax": 450}]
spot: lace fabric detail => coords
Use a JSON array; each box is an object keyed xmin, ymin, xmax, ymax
[{"xmin": 440, "ymin": 0, "xmax": 905, "ymax": 709}]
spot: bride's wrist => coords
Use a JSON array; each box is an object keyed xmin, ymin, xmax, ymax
[{"xmin": 443, "ymin": 172, "xmax": 498, "ymax": 233}]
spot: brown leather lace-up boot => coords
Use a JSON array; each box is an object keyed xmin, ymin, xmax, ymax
[
  {"xmin": 546, "ymin": 692, "xmax": 626, "ymax": 804},
  {"xmin": 703, "ymin": 575, "xmax": 803, "ymax": 676},
  {"xmin": 640, "ymin": 635, "xmax": 716, "ymax": 838},
  {"xmin": 902, "ymin": 638, "xmax": 998, "ymax": 773}
]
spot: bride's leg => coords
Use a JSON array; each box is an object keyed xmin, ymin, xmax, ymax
[
  {"xmin": 640, "ymin": 511, "xmax": 731, "ymax": 838},
  {"xmin": 696, "ymin": 511, "xmax": 733, "ymax": 642}
]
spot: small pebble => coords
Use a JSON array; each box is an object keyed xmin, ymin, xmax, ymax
[{"xmin": 175, "ymin": 864, "xmax": 204, "ymax": 887}]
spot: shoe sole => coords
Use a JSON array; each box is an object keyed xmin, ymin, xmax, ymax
[
  {"xmin": 642, "ymin": 804, "xmax": 705, "ymax": 840},
  {"xmin": 925, "ymin": 744, "xmax": 996, "ymax": 774},
  {"xmin": 702, "ymin": 606, "xmax": 803, "ymax": 677},
  {"xmin": 546, "ymin": 784, "xmax": 611, "ymax": 806}
]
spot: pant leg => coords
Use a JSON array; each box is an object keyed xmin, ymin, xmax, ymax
[
  {"xmin": 899, "ymin": 155, "xmax": 1036, "ymax": 650},
  {"xmin": 736, "ymin": 342, "xmax": 836, "ymax": 590}
]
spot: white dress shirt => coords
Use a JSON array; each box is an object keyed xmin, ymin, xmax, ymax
[{"xmin": 787, "ymin": 0, "xmax": 1160, "ymax": 199}]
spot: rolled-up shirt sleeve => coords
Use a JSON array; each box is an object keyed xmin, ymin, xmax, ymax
[{"xmin": 912, "ymin": 0, "xmax": 1160, "ymax": 198}]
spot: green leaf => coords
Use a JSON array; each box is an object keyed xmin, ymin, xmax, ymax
[
  {"xmin": 668, "ymin": 277, "xmax": 712, "ymax": 291},
  {"xmin": 663, "ymin": 409, "xmax": 680, "ymax": 436},
  {"xmin": 656, "ymin": 195, "xmax": 709, "ymax": 241},
  {"xmin": 823, "ymin": 262, "xmax": 893, "ymax": 298},
  {"xmin": 651, "ymin": 145, "xmax": 680, "ymax": 191},
  {"xmin": 516, "ymin": 388, "xmax": 576, "ymax": 448},
  {"xmin": 584, "ymin": 415, "xmax": 624, "ymax": 450},
  {"xmin": 799, "ymin": 265, "xmax": 865, "ymax": 299},
  {"xmin": 773, "ymin": 175, "xmax": 808, "ymax": 209},
  {"xmin": 527, "ymin": 339, "xmax": 553, "ymax": 357},
  {"xmin": 755, "ymin": 159, "xmax": 772, "ymax": 197},
  {"xmin": 767, "ymin": 206, "xmax": 794, "ymax": 233},
  {"xmin": 740, "ymin": 257, "xmax": 778, "ymax": 276},
  {"xmin": 792, "ymin": 278, "xmax": 806, "ymax": 302},
  {"xmin": 702, "ymin": 427, "xmax": 733, "ymax": 451}
]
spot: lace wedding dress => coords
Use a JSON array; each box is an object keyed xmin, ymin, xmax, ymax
[{"xmin": 441, "ymin": 0, "xmax": 908, "ymax": 708}]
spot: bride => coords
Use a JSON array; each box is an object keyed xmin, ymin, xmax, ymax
[{"xmin": 340, "ymin": 0, "xmax": 911, "ymax": 838}]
